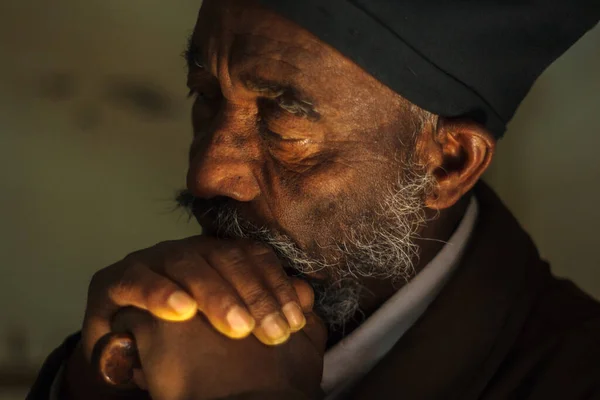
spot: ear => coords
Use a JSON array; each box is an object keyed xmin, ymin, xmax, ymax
[{"xmin": 420, "ymin": 117, "xmax": 496, "ymax": 210}]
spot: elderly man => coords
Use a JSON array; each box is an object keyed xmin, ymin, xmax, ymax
[{"xmin": 29, "ymin": 0, "xmax": 600, "ymax": 399}]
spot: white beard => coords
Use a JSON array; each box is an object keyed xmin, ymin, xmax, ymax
[{"xmin": 208, "ymin": 163, "xmax": 435, "ymax": 329}]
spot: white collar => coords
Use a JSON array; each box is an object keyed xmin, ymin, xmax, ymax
[{"xmin": 322, "ymin": 196, "xmax": 480, "ymax": 399}]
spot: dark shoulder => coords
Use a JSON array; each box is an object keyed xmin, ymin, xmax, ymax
[{"xmin": 489, "ymin": 272, "xmax": 600, "ymax": 399}]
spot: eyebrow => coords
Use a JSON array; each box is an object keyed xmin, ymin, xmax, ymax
[{"xmin": 184, "ymin": 36, "xmax": 321, "ymax": 122}]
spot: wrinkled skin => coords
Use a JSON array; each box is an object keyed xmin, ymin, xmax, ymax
[
  {"xmin": 187, "ymin": 0, "xmax": 422, "ymax": 261},
  {"xmin": 184, "ymin": 0, "xmax": 494, "ymax": 320},
  {"xmin": 64, "ymin": 0, "xmax": 496, "ymax": 399}
]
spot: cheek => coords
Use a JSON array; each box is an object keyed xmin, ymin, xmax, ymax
[{"xmin": 269, "ymin": 159, "xmax": 387, "ymax": 252}]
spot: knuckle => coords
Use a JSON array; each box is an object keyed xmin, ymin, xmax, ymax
[
  {"xmin": 106, "ymin": 280, "xmax": 131, "ymax": 304},
  {"xmin": 154, "ymin": 239, "xmax": 176, "ymax": 250},
  {"xmin": 88, "ymin": 263, "xmax": 125, "ymax": 298},
  {"xmin": 123, "ymin": 247, "xmax": 148, "ymax": 263},
  {"xmin": 270, "ymin": 278, "xmax": 294, "ymax": 297},
  {"xmin": 144, "ymin": 239, "xmax": 184, "ymax": 263},
  {"xmin": 205, "ymin": 290, "xmax": 238, "ymax": 312},
  {"xmin": 217, "ymin": 246, "xmax": 248, "ymax": 267},
  {"xmin": 249, "ymin": 246, "xmax": 282, "ymax": 270},
  {"xmin": 245, "ymin": 241, "xmax": 273, "ymax": 257},
  {"xmin": 161, "ymin": 244, "xmax": 202, "ymax": 274},
  {"xmin": 141, "ymin": 279, "xmax": 172, "ymax": 305},
  {"xmin": 120, "ymin": 261, "xmax": 147, "ymax": 286},
  {"xmin": 88, "ymin": 268, "xmax": 108, "ymax": 292},
  {"xmin": 162, "ymin": 257, "xmax": 195, "ymax": 281},
  {"xmin": 106, "ymin": 262, "xmax": 145, "ymax": 303},
  {"xmin": 243, "ymin": 285, "xmax": 275, "ymax": 311},
  {"xmin": 122, "ymin": 252, "xmax": 138, "ymax": 263}
]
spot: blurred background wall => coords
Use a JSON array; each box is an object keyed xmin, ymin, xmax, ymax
[
  {"xmin": 0, "ymin": 1, "xmax": 598, "ymax": 397},
  {"xmin": 0, "ymin": 1, "xmax": 203, "ymax": 397}
]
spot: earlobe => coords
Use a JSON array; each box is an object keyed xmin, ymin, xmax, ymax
[{"xmin": 425, "ymin": 118, "xmax": 495, "ymax": 210}]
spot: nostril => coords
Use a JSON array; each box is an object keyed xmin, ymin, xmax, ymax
[{"xmin": 187, "ymin": 161, "xmax": 260, "ymax": 202}]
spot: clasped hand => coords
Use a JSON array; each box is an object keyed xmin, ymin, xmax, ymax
[{"xmin": 66, "ymin": 236, "xmax": 327, "ymax": 400}]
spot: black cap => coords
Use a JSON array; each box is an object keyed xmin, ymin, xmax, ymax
[{"xmin": 257, "ymin": 0, "xmax": 599, "ymax": 138}]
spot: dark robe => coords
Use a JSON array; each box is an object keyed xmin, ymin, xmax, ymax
[{"xmin": 27, "ymin": 182, "xmax": 600, "ymax": 399}]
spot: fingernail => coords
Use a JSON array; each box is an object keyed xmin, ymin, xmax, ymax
[
  {"xmin": 258, "ymin": 313, "xmax": 290, "ymax": 345},
  {"xmin": 282, "ymin": 302, "xmax": 306, "ymax": 332},
  {"xmin": 226, "ymin": 306, "xmax": 255, "ymax": 337},
  {"xmin": 167, "ymin": 291, "xmax": 196, "ymax": 316}
]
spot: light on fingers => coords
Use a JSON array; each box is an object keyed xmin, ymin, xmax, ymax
[
  {"xmin": 165, "ymin": 291, "xmax": 198, "ymax": 320},
  {"xmin": 253, "ymin": 313, "xmax": 291, "ymax": 345},
  {"xmin": 225, "ymin": 305, "xmax": 256, "ymax": 338},
  {"xmin": 282, "ymin": 302, "xmax": 306, "ymax": 332}
]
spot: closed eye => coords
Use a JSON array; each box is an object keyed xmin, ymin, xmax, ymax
[
  {"xmin": 275, "ymin": 96, "xmax": 319, "ymax": 120},
  {"xmin": 258, "ymin": 117, "xmax": 307, "ymax": 143}
]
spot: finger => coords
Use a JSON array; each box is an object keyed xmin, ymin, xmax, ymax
[
  {"xmin": 106, "ymin": 307, "xmax": 155, "ymax": 390},
  {"xmin": 206, "ymin": 244, "xmax": 291, "ymax": 345},
  {"xmin": 246, "ymin": 245, "xmax": 306, "ymax": 332},
  {"xmin": 83, "ymin": 264, "xmax": 197, "ymax": 362},
  {"xmin": 112, "ymin": 263, "xmax": 199, "ymax": 321},
  {"xmin": 162, "ymin": 256, "xmax": 256, "ymax": 339},
  {"xmin": 93, "ymin": 332, "xmax": 139, "ymax": 389},
  {"xmin": 291, "ymin": 278, "xmax": 315, "ymax": 313},
  {"xmin": 110, "ymin": 307, "xmax": 154, "ymax": 383},
  {"xmin": 110, "ymin": 307, "xmax": 156, "ymax": 360}
]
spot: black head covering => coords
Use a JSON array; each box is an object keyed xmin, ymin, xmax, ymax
[{"xmin": 257, "ymin": 0, "xmax": 599, "ymax": 138}]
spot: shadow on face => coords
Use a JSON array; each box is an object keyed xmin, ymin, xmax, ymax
[
  {"xmin": 185, "ymin": 0, "xmax": 426, "ymax": 258},
  {"xmin": 178, "ymin": 0, "xmax": 497, "ymax": 327}
]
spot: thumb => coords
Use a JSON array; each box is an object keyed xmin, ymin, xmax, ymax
[
  {"xmin": 291, "ymin": 278, "xmax": 315, "ymax": 313},
  {"xmin": 92, "ymin": 307, "xmax": 154, "ymax": 390}
]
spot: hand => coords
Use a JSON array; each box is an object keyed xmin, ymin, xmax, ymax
[
  {"xmin": 63, "ymin": 236, "xmax": 316, "ymax": 400},
  {"xmin": 111, "ymin": 306, "xmax": 327, "ymax": 400},
  {"xmin": 81, "ymin": 235, "xmax": 315, "ymax": 364}
]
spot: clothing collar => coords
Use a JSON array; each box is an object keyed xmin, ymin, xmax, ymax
[
  {"xmin": 323, "ymin": 196, "xmax": 480, "ymax": 398},
  {"xmin": 350, "ymin": 182, "xmax": 547, "ymax": 400}
]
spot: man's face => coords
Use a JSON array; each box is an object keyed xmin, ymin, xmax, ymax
[{"xmin": 179, "ymin": 0, "xmax": 434, "ymax": 327}]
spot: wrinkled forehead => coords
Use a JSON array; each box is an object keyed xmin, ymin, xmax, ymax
[
  {"xmin": 192, "ymin": 0, "xmax": 330, "ymax": 76},
  {"xmin": 191, "ymin": 0, "xmax": 406, "ymax": 125}
]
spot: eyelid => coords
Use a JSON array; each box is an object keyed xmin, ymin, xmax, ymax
[
  {"xmin": 275, "ymin": 98, "xmax": 320, "ymax": 122},
  {"xmin": 265, "ymin": 129, "xmax": 307, "ymax": 144},
  {"xmin": 259, "ymin": 118, "xmax": 309, "ymax": 144},
  {"xmin": 258, "ymin": 118, "xmax": 286, "ymax": 140},
  {"xmin": 260, "ymin": 100, "xmax": 321, "ymax": 140}
]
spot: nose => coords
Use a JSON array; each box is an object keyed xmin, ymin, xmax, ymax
[{"xmin": 186, "ymin": 116, "xmax": 261, "ymax": 202}]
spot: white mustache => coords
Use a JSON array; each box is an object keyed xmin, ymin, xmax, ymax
[{"xmin": 204, "ymin": 164, "xmax": 435, "ymax": 329}]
